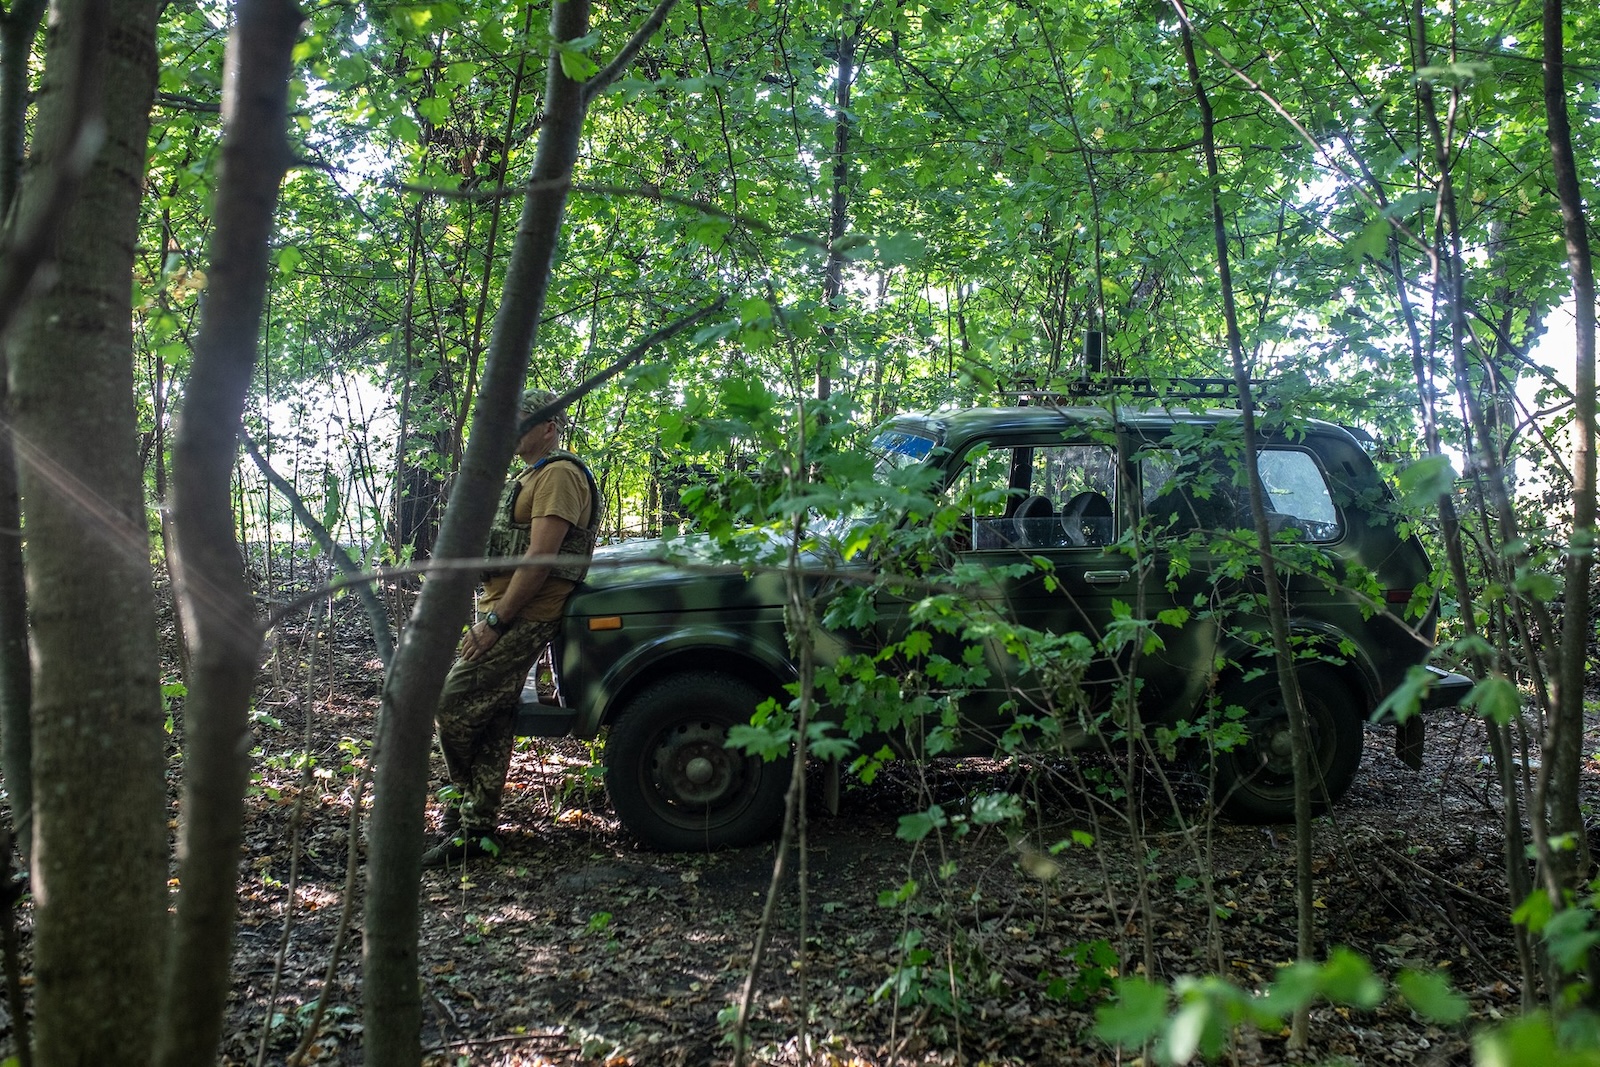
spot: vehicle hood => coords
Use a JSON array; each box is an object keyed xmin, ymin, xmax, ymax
[{"xmin": 565, "ymin": 531, "xmax": 840, "ymax": 617}]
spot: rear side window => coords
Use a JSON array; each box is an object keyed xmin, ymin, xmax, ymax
[
  {"xmin": 1139, "ymin": 447, "xmax": 1342, "ymax": 543},
  {"xmin": 1257, "ymin": 450, "xmax": 1341, "ymax": 540}
]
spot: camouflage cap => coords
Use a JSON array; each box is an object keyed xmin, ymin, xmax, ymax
[{"xmin": 519, "ymin": 388, "xmax": 566, "ymax": 427}]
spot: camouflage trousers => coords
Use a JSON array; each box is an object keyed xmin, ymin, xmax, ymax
[{"xmin": 434, "ymin": 616, "xmax": 560, "ymax": 836}]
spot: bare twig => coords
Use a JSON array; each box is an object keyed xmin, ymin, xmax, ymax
[{"xmin": 422, "ymin": 1032, "xmax": 572, "ymax": 1053}]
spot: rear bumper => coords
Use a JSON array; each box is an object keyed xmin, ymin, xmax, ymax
[
  {"xmin": 1419, "ymin": 666, "xmax": 1475, "ymax": 710},
  {"xmin": 1392, "ymin": 665, "xmax": 1474, "ymax": 771}
]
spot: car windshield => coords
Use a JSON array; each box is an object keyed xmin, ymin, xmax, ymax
[
  {"xmin": 810, "ymin": 426, "xmax": 940, "ymax": 543},
  {"xmin": 869, "ymin": 427, "xmax": 937, "ymax": 471}
]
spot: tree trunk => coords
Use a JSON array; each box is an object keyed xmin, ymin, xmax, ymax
[
  {"xmin": 361, "ymin": 2, "xmax": 598, "ymax": 1060},
  {"xmin": 1540, "ymin": 0, "xmax": 1597, "ymax": 900},
  {"xmin": 817, "ymin": 12, "xmax": 856, "ymax": 401},
  {"xmin": 0, "ymin": 0, "xmax": 47, "ymax": 872},
  {"xmin": 389, "ymin": 204, "xmax": 446, "ymax": 561},
  {"xmin": 6, "ymin": 2, "xmax": 167, "ymax": 1063},
  {"xmin": 158, "ymin": 3, "xmax": 303, "ymax": 1064},
  {"xmin": 1178, "ymin": 12, "xmax": 1318, "ymax": 1047}
]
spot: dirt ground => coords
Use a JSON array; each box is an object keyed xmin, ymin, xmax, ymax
[{"xmin": 184, "ymin": 589, "xmax": 1575, "ymax": 1067}]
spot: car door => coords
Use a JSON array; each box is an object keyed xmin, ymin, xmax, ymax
[
  {"xmin": 928, "ymin": 432, "xmax": 1135, "ymax": 750},
  {"xmin": 1130, "ymin": 431, "xmax": 1352, "ymax": 723}
]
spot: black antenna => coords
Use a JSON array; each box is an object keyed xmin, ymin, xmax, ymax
[{"xmin": 1082, "ymin": 330, "xmax": 1103, "ymax": 379}]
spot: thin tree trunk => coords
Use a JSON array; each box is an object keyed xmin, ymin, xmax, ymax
[
  {"xmin": 360, "ymin": 2, "xmax": 682, "ymax": 1057},
  {"xmin": 244, "ymin": 434, "xmax": 395, "ymax": 667},
  {"xmin": 0, "ymin": 0, "xmax": 46, "ymax": 873},
  {"xmin": 158, "ymin": 3, "xmax": 303, "ymax": 1063},
  {"xmin": 1408, "ymin": 0, "xmax": 1547, "ymax": 1001},
  {"xmin": 1177, "ymin": 11, "xmax": 1318, "ymax": 1048},
  {"xmin": 6, "ymin": 2, "xmax": 167, "ymax": 1063},
  {"xmin": 361, "ymin": 2, "xmax": 597, "ymax": 1060},
  {"xmin": 1540, "ymin": 0, "xmax": 1597, "ymax": 902},
  {"xmin": 817, "ymin": 10, "xmax": 855, "ymax": 401}
]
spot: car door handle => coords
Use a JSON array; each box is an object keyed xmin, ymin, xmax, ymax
[{"xmin": 1084, "ymin": 570, "xmax": 1130, "ymax": 585}]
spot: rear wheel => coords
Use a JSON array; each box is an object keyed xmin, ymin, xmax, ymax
[
  {"xmin": 1212, "ymin": 665, "xmax": 1363, "ymax": 823},
  {"xmin": 604, "ymin": 672, "xmax": 787, "ymax": 850}
]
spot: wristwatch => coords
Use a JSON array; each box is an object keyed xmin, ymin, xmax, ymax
[{"xmin": 485, "ymin": 611, "xmax": 511, "ymax": 634}]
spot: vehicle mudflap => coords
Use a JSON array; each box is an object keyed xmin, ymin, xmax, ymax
[
  {"xmin": 1396, "ymin": 715, "xmax": 1425, "ymax": 771},
  {"xmin": 824, "ymin": 758, "xmax": 841, "ymax": 816},
  {"xmin": 513, "ymin": 697, "xmax": 578, "ymax": 737}
]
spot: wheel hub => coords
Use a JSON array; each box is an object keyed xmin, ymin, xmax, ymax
[{"xmin": 652, "ymin": 721, "xmax": 739, "ymax": 806}]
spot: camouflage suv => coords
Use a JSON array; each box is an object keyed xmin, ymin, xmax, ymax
[{"xmin": 519, "ymin": 397, "xmax": 1470, "ymax": 850}]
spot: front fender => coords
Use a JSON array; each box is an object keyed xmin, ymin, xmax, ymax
[{"xmin": 556, "ymin": 622, "xmax": 799, "ymax": 738}]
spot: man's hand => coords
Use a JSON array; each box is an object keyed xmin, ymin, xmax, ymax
[{"xmin": 460, "ymin": 621, "xmax": 501, "ymax": 662}]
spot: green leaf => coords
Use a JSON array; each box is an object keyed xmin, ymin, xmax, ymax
[
  {"xmin": 557, "ymin": 46, "xmax": 599, "ymax": 82},
  {"xmin": 1320, "ymin": 947, "xmax": 1384, "ymax": 1008},
  {"xmin": 1513, "ymin": 889, "xmax": 1556, "ymax": 932},
  {"xmin": 1396, "ymin": 455, "xmax": 1457, "ymax": 507},
  {"xmin": 1543, "ymin": 907, "xmax": 1600, "ymax": 974},
  {"xmin": 1475, "ymin": 1013, "xmax": 1600, "ymax": 1067},
  {"xmin": 1156, "ymin": 607, "xmax": 1190, "ymax": 627},
  {"xmin": 969, "ymin": 792, "xmax": 1023, "ymax": 825},
  {"xmin": 896, "ymin": 805, "xmax": 948, "ymax": 842},
  {"xmin": 1463, "ymin": 675, "xmax": 1522, "ymax": 725},
  {"xmin": 1512, "ymin": 568, "xmax": 1559, "ymax": 602},
  {"xmin": 875, "ymin": 232, "xmax": 927, "ymax": 266},
  {"xmin": 387, "ymin": 113, "xmax": 421, "ymax": 144},
  {"xmin": 1260, "ymin": 959, "xmax": 1321, "ymax": 1015},
  {"xmin": 1373, "ymin": 664, "xmax": 1432, "ymax": 723},
  {"xmin": 1346, "ymin": 216, "xmax": 1391, "ymax": 262},
  {"xmin": 738, "ymin": 296, "xmax": 773, "ymax": 327},
  {"xmin": 1094, "ymin": 977, "xmax": 1169, "ymax": 1047},
  {"xmin": 275, "ymin": 245, "xmax": 303, "ymax": 274},
  {"xmin": 1395, "ymin": 969, "xmax": 1469, "ymax": 1024},
  {"xmin": 417, "ymin": 96, "xmax": 450, "ymax": 123}
]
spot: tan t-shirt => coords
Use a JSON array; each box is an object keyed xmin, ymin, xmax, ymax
[{"xmin": 479, "ymin": 460, "xmax": 594, "ymax": 622}]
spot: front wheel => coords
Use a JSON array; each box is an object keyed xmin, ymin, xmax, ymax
[
  {"xmin": 1211, "ymin": 665, "xmax": 1363, "ymax": 823},
  {"xmin": 604, "ymin": 672, "xmax": 788, "ymax": 850}
]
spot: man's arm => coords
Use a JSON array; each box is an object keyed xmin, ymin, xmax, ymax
[{"xmin": 460, "ymin": 515, "xmax": 571, "ymax": 661}]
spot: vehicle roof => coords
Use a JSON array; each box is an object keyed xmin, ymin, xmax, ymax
[{"xmin": 882, "ymin": 404, "xmax": 1352, "ymax": 452}]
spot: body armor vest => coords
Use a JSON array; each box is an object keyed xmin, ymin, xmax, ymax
[{"xmin": 483, "ymin": 450, "xmax": 601, "ymax": 582}]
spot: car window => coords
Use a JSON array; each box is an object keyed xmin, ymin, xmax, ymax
[
  {"xmin": 1139, "ymin": 446, "xmax": 1341, "ymax": 542},
  {"xmin": 1258, "ymin": 450, "xmax": 1342, "ymax": 541},
  {"xmin": 959, "ymin": 443, "xmax": 1118, "ymax": 550}
]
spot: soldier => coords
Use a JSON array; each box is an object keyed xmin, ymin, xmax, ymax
[{"xmin": 424, "ymin": 388, "xmax": 601, "ymax": 867}]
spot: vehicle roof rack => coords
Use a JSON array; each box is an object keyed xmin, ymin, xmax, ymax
[{"xmin": 1005, "ymin": 376, "xmax": 1277, "ymax": 407}]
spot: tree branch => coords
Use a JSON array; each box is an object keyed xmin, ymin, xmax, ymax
[
  {"xmin": 583, "ymin": 0, "xmax": 680, "ymax": 104},
  {"xmin": 241, "ymin": 434, "xmax": 396, "ymax": 666},
  {"xmin": 517, "ymin": 295, "xmax": 726, "ymax": 433}
]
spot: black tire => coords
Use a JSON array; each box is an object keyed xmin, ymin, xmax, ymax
[
  {"xmin": 1211, "ymin": 665, "xmax": 1363, "ymax": 823},
  {"xmin": 604, "ymin": 672, "xmax": 788, "ymax": 850}
]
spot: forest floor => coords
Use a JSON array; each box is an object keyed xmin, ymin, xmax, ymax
[{"xmin": 176, "ymin": 585, "xmax": 1591, "ymax": 1065}]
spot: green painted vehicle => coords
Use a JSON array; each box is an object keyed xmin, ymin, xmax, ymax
[{"xmin": 520, "ymin": 399, "xmax": 1471, "ymax": 850}]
